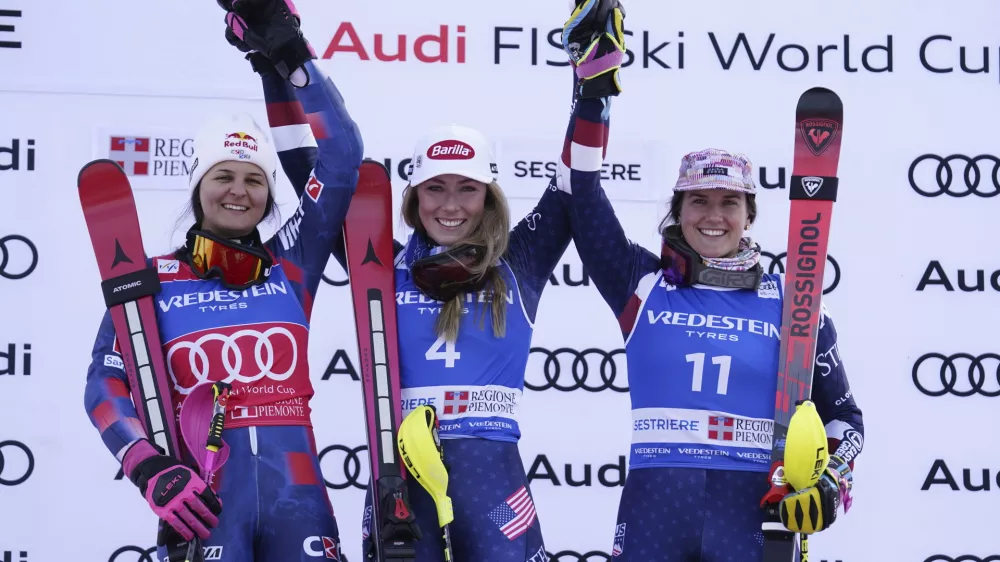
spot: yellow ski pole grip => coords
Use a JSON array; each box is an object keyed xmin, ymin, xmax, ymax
[
  {"xmin": 783, "ymin": 400, "xmax": 829, "ymax": 491},
  {"xmin": 398, "ymin": 406, "xmax": 454, "ymax": 528}
]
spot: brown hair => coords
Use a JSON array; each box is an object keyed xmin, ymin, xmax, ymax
[
  {"xmin": 401, "ymin": 180, "xmax": 511, "ymax": 342},
  {"xmin": 658, "ymin": 191, "xmax": 758, "ymax": 236}
]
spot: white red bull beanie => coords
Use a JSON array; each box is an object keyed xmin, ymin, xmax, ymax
[
  {"xmin": 188, "ymin": 112, "xmax": 278, "ymax": 193},
  {"xmin": 407, "ymin": 124, "xmax": 499, "ymax": 186}
]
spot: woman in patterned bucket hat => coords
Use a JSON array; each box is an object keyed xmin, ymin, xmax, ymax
[{"xmin": 565, "ymin": 145, "xmax": 865, "ymax": 561}]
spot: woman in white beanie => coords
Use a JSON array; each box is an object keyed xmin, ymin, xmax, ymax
[{"xmin": 83, "ymin": 1, "xmax": 361, "ymax": 560}]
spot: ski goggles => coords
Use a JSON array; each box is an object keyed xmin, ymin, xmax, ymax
[
  {"xmin": 411, "ymin": 244, "xmax": 487, "ymax": 302},
  {"xmin": 188, "ymin": 230, "xmax": 273, "ymax": 291},
  {"xmin": 660, "ymin": 228, "xmax": 761, "ymax": 290}
]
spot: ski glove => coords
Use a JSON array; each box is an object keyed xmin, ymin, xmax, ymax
[
  {"xmin": 219, "ymin": 0, "xmax": 316, "ymax": 85},
  {"xmin": 779, "ymin": 455, "xmax": 854, "ymax": 534},
  {"xmin": 122, "ymin": 439, "xmax": 223, "ymax": 541},
  {"xmin": 562, "ymin": 0, "xmax": 627, "ymax": 99}
]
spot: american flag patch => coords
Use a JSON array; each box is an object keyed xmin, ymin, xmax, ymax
[{"xmin": 488, "ymin": 485, "xmax": 536, "ymax": 540}]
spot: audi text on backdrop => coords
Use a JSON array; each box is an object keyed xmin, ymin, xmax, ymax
[{"xmin": 922, "ymin": 460, "xmax": 1000, "ymax": 492}]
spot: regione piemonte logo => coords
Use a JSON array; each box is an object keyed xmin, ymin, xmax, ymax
[{"xmin": 110, "ymin": 136, "xmax": 151, "ymax": 175}]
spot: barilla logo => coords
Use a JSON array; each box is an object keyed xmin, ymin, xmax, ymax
[
  {"xmin": 224, "ymin": 132, "xmax": 259, "ymax": 152},
  {"xmin": 427, "ymin": 140, "xmax": 474, "ymax": 160}
]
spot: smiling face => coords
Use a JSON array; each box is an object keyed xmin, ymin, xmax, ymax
[
  {"xmin": 678, "ymin": 189, "xmax": 751, "ymax": 258},
  {"xmin": 415, "ymin": 173, "xmax": 488, "ymax": 246},
  {"xmin": 197, "ymin": 161, "xmax": 270, "ymax": 238}
]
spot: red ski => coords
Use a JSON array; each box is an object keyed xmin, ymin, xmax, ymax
[
  {"xmin": 343, "ymin": 159, "xmax": 419, "ymax": 562},
  {"xmin": 78, "ymin": 159, "xmax": 197, "ymax": 559},
  {"xmin": 761, "ymin": 87, "xmax": 843, "ymax": 562}
]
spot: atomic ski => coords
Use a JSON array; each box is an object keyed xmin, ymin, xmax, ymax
[
  {"xmin": 78, "ymin": 159, "xmax": 198, "ymax": 560},
  {"xmin": 760, "ymin": 87, "xmax": 844, "ymax": 562},
  {"xmin": 343, "ymin": 159, "xmax": 419, "ymax": 562}
]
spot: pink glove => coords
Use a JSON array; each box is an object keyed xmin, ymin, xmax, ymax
[{"xmin": 122, "ymin": 439, "xmax": 223, "ymax": 541}]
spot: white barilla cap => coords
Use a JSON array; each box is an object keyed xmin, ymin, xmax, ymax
[
  {"xmin": 407, "ymin": 124, "xmax": 498, "ymax": 186},
  {"xmin": 188, "ymin": 112, "xmax": 278, "ymax": 193}
]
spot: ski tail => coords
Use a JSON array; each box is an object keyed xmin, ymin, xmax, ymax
[
  {"xmin": 78, "ymin": 159, "xmax": 182, "ymax": 459},
  {"xmin": 344, "ymin": 159, "xmax": 419, "ymax": 560},
  {"xmin": 762, "ymin": 88, "xmax": 844, "ymax": 562}
]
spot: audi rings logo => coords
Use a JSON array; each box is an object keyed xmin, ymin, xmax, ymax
[
  {"xmin": 925, "ymin": 556, "xmax": 1000, "ymax": 562},
  {"xmin": 525, "ymin": 348, "xmax": 628, "ymax": 392},
  {"xmin": 0, "ymin": 440, "xmax": 34, "ymax": 486},
  {"xmin": 318, "ymin": 444, "xmax": 369, "ymax": 490},
  {"xmin": 546, "ymin": 551, "xmax": 611, "ymax": 562},
  {"xmin": 0, "ymin": 235, "xmax": 38, "ymax": 280},
  {"xmin": 909, "ymin": 154, "xmax": 1000, "ymax": 198},
  {"xmin": 760, "ymin": 250, "xmax": 840, "ymax": 294},
  {"xmin": 912, "ymin": 353, "xmax": 1000, "ymax": 397},
  {"xmin": 167, "ymin": 326, "xmax": 299, "ymax": 394},
  {"xmin": 107, "ymin": 545, "xmax": 156, "ymax": 562}
]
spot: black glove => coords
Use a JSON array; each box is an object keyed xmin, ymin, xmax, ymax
[{"xmin": 218, "ymin": 0, "xmax": 316, "ymax": 83}]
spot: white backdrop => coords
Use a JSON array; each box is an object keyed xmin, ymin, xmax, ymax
[{"xmin": 3, "ymin": 1, "xmax": 1000, "ymax": 561}]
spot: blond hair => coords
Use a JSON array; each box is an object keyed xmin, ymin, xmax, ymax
[{"xmin": 401, "ymin": 180, "xmax": 511, "ymax": 342}]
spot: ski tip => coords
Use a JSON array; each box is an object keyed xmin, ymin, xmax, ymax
[
  {"xmin": 798, "ymin": 87, "xmax": 843, "ymax": 107},
  {"xmin": 77, "ymin": 158, "xmax": 127, "ymax": 186},
  {"xmin": 360, "ymin": 158, "xmax": 392, "ymax": 180},
  {"xmin": 358, "ymin": 158, "xmax": 392, "ymax": 183}
]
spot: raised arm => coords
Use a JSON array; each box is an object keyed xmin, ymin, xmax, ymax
[
  {"xmin": 262, "ymin": 60, "xmax": 363, "ymax": 319},
  {"xmin": 557, "ymin": 2, "xmax": 661, "ymax": 324}
]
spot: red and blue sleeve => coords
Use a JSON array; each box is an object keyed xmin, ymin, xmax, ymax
[
  {"xmin": 263, "ymin": 61, "xmax": 364, "ymax": 322},
  {"xmin": 83, "ymin": 310, "xmax": 148, "ymax": 461},
  {"xmin": 562, "ymin": 97, "xmax": 660, "ymax": 323}
]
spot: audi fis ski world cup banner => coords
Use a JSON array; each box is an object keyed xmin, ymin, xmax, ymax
[{"xmin": 2, "ymin": 1, "xmax": 1000, "ymax": 561}]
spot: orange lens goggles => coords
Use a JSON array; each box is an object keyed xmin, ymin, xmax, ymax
[{"xmin": 189, "ymin": 230, "xmax": 273, "ymax": 290}]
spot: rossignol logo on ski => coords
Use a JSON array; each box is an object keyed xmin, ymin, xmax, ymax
[
  {"xmin": 427, "ymin": 140, "xmax": 475, "ymax": 160},
  {"xmin": 799, "ymin": 118, "xmax": 838, "ymax": 156},
  {"xmin": 801, "ymin": 176, "xmax": 823, "ymax": 198},
  {"xmin": 788, "ymin": 213, "xmax": 822, "ymax": 338}
]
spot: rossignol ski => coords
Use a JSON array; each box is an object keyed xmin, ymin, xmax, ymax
[
  {"xmin": 760, "ymin": 88, "xmax": 844, "ymax": 562},
  {"xmin": 77, "ymin": 159, "xmax": 203, "ymax": 561},
  {"xmin": 343, "ymin": 159, "xmax": 420, "ymax": 562}
]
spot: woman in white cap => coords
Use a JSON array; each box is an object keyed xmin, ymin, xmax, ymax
[
  {"xmin": 567, "ymin": 142, "xmax": 866, "ymax": 557},
  {"xmin": 84, "ymin": 2, "xmax": 359, "ymax": 560},
  {"xmin": 240, "ymin": 2, "xmax": 628, "ymax": 560}
]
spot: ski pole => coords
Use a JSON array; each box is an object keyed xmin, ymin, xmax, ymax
[
  {"xmin": 398, "ymin": 405, "xmax": 455, "ymax": 561},
  {"xmin": 183, "ymin": 382, "xmax": 232, "ymax": 562}
]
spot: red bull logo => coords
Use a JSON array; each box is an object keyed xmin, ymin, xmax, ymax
[
  {"xmin": 226, "ymin": 132, "xmax": 258, "ymax": 143},
  {"xmin": 224, "ymin": 131, "xmax": 259, "ymax": 152}
]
